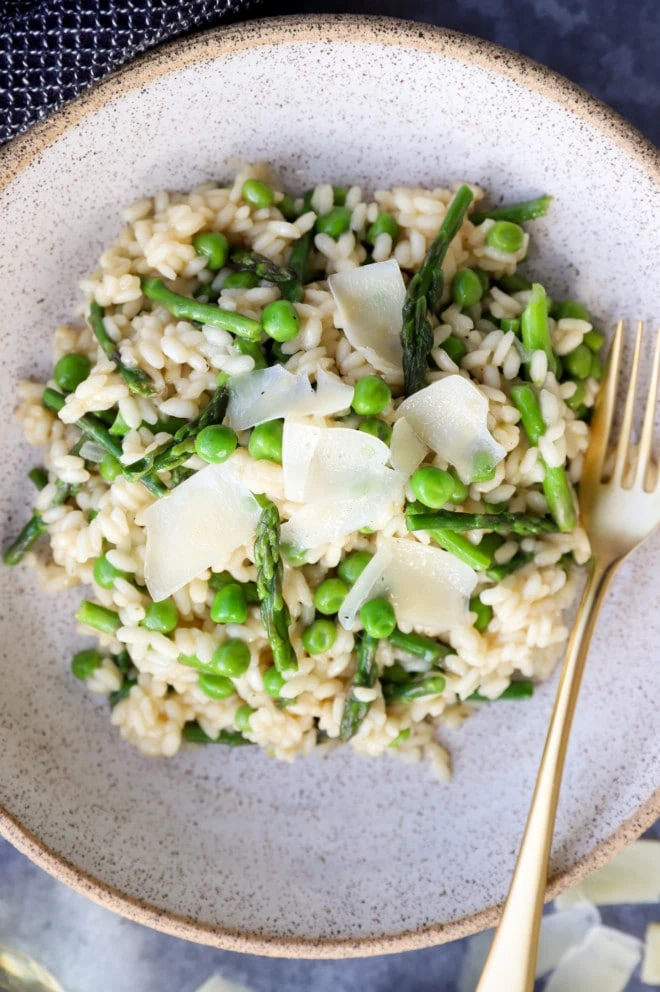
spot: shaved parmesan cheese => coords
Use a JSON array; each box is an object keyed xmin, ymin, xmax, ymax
[
  {"xmin": 193, "ymin": 978, "xmax": 255, "ymax": 992},
  {"xmin": 142, "ymin": 463, "xmax": 260, "ymax": 602},
  {"xmin": 282, "ymin": 419, "xmax": 321, "ymax": 503},
  {"xmin": 328, "ymin": 259, "xmax": 405, "ymax": 374},
  {"xmin": 226, "ymin": 366, "xmax": 353, "ymax": 431},
  {"xmin": 389, "ymin": 417, "xmax": 428, "ymax": 479},
  {"xmin": 339, "ymin": 537, "xmax": 476, "ymax": 634},
  {"xmin": 642, "ymin": 922, "xmax": 660, "ymax": 985},
  {"xmin": 395, "ymin": 375, "xmax": 506, "ymax": 483},
  {"xmin": 544, "ymin": 926, "xmax": 642, "ymax": 992},
  {"xmin": 555, "ymin": 840, "xmax": 660, "ymax": 908}
]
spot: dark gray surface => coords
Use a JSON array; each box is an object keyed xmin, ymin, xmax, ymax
[{"xmin": 1, "ymin": 2, "xmax": 659, "ymax": 990}]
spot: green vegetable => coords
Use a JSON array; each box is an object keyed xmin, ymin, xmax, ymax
[
  {"xmin": 500, "ymin": 317, "xmax": 521, "ymax": 335},
  {"xmin": 333, "ymin": 186, "xmax": 348, "ymax": 206},
  {"xmin": 141, "ymin": 599, "xmax": 178, "ymax": 634},
  {"xmin": 248, "ymin": 419, "xmax": 283, "ymax": 462},
  {"xmin": 340, "ymin": 633, "xmax": 378, "ymax": 741},
  {"xmin": 351, "ymin": 375, "xmax": 391, "ymax": 415},
  {"xmin": 208, "ymin": 570, "xmax": 234, "ymax": 591},
  {"xmin": 114, "ymin": 650, "xmax": 132, "ymax": 674},
  {"xmin": 359, "ymin": 598, "xmax": 396, "ymax": 639},
  {"xmin": 471, "ymin": 195, "xmax": 552, "ymax": 225},
  {"xmin": 401, "ymin": 184, "xmax": 474, "ymax": 395},
  {"xmin": 263, "ymin": 665, "xmax": 286, "ymax": 698},
  {"xmin": 75, "ymin": 600, "xmax": 121, "ymax": 635},
  {"xmin": 28, "ymin": 467, "xmax": 48, "ymax": 490},
  {"xmin": 254, "ymin": 496, "xmax": 296, "ymax": 672},
  {"xmin": 389, "ymin": 728, "xmax": 411, "ymax": 748},
  {"xmin": 474, "ymin": 269, "xmax": 490, "ymax": 294},
  {"xmin": 510, "ymin": 383, "xmax": 577, "ymax": 532},
  {"xmin": 485, "ymin": 221, "xmax": 525, "ymax": 254},
  {"xmin": 521, "ymin": 284, "xmax": 558, "ymax": 377},
  {"xmin": 485, "ymin": 551, "xmax": 533, "ymax": 582},
  {"xmin": 235, "ymin": 704, "xmax": 255, "ymax": 732},
  {"xmin": 470, "ymin": 595, "xmax": 493, "ymax": 632},
  {"xmin": 234, "ymin": 338, "xmax": 268, "ymax": 369},
  {"xmin": 141, "ymin": 277, "xmax": 262, "ymax": 341},
  {"xmin": 387, "ymin": 628, "xmax": 451, "ymax": 665},
  {"xmin": 278, "ymin": 195, "xmax": 297, "ymax": 221},
  {"xmin": 109, "ymin": 410, "xmax": 131, "ymax": 436},
  {"xmin": 410, "ymin": 466, "xmax": 455, "ymax": 509},
  {"xmin": 182, "ymin": 721, "xmax": 251, "ymax": 745},
  {"xmin": 195, "ymin": 424, "xmax": 237, "ymax": 464},
  {"xmin": 88, "ymin": 302, "xmax": 155, "ymax": 396},
  {"xmin": 383, "ymin": 671, "xmax": 446, "ymax": 704},
  {"xmin": 406, "ymin": 509, "xmax": 559, "ymax": 536},
  {"xmin": 337, "ymin": 550, "xmax": 373, "ymax": 586},
  {"xmin": 282, "ymin": 230, "xmax": 315, "ymax": 303},
  {"xmin": 448, "ymin": 471, "xmax": 469, "ymax": 504},
  {"xmin": 590, "ymin": 352, "xmax": 603, "ymax": 379},
  {"xmin": 553, "ymin": 300, "xmax": 589, "ymax": 322},
  {"xmin": 262, "ymin": 299, "xmax": 300, "ymax": 342},
  {"xmin": 210, "ymin": 584, "xmax": 248, "ymax": 625},
  {"xmin": 497, "ymin": 273, "xmax": 532, "ymax": 294},
  {"xmin": 428, "ymin": 529, "xmax": 492, "ymax": 571},
  {"xmin": 584, "ymin": 329, "xmax": 604, "ymax": 351},
  {"xmin": 441, "ymin": 335, "xmax": 468, "ymax": 365},
  {"xmin": 451, "ymin": 268, "xmax": 484, "ymax": 308},
  {"xmin": 365, "ymin": 212, "xmax": 399, "ymax": 244},
  {"xmin": 109, "ymin": 677, "xmax": 137, "ymax": 708},
  {"xmin": 242, "ymin": 179, "xmax": 275, "ymax": 209},
  {"xmin": 71, "ymin": 649, "xmax": 104, "ymax": 681},
  {"xmin": 192, "ymin": 231, "xmax": 230, "ymax": 270},
  {"xmin": 381, "ymin": 662, "xmax": 408, "ymax": 684},
  {"xmin": 302, "ymin": 619, "xmax": 337, "ymax": 655},
  {"xmin": 564, "ymin": 343, "xmax": 592, "ymax": 380},
  {"xmin": 93, "ymin": 553, "xmax": 128, "ymax": 590},
  {"xmin": 198, "ymin": 673, "xmax": 235, "ymax": 699},
  {"xmin": 316, "ymin": 206, "xmax": 351, "ymax": 239},
  {"xmin": 470, "ymin": 681, "xmax": 534, "ymax": 701},
  {"xmin": 3, "ymin": 514, "xmax": 47, "ymax": 565},
  {"xmin": 230, "ymin": 248, "xmax": 295, "ymax": 285},
  {"xmin": 211, "ymin": 638, "xmax": 251, "ymax": 677},
  {"xmin": 223, "ymin": 272, "xmax": 259, "ymax": 290},
  {"xmin": 99, "ymin": 453, "xmax": 122, "ymax": 482},
  {"xmin": 358, "ymin": 417, "xmax": 392, "ymax": 444},
  {"xmin": 565, "ymin": 382, "xmax": 586, "ymax": 412},
  {"xmin": 313, "ymin": 578, "xmax": 349, "ymax": 616},
  {"xmin": 53, "ymin": 353, "xmax": 91, "ymax": 393}
]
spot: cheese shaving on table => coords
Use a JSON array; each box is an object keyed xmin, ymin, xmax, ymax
[
  {"xmin": 328, "ymin": 258, "xmax": 405, "ymax": 375},
  {"xmin": 544, "ymin": 925, "xmax": 642, "ymax": 992},
  {"xmin": 555, "ymin": 839, "xmax": 660, "ymax": 908},
  {"xmin": 642, "ymin": 922, "xmax": 660, "ymax": 985}
]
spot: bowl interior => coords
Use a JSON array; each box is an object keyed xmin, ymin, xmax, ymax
[{"xmin": 0, "ymin": 17, "xmax": 658, "ymax": 955}]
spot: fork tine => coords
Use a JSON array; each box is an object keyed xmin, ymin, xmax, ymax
[
  {"xmin": 612, "ymin": 320, "xmax": 644, "ymax": 487},
  {"xmin": 634, "ymin": 327, "xmax": 660, "ymax": 490},
  {"xmin": 585, "ymin": 319, "xmax": 625, "ymax": 481}
]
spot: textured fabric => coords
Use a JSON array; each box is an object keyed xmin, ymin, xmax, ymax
[{"xmin": 0, "ymin": 0, "xmax": 257, "ymax": 146}]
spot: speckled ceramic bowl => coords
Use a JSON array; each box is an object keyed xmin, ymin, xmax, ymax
[{"xmin": 0, "ymin": 15, "xmax": 658, "ymax": 958}]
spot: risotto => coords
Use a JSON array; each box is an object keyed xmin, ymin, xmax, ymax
[{"xmin": 3, "ymin": 164, "xmax": 602, "ymax": 779}]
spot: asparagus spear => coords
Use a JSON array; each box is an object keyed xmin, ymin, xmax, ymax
[
  {"xmin": 401, "ymin": 184, "xmax": 474, "ymax": 395},
  {"xmin": 406, "ymin": 509, "xmax": 559, "ymax": 536},
  {"xmin": 383, "ymin": 671, "xmax": 446, "ymax": 704},
  {"xmin": 486, "ymin": 551, "xmax": 533, "ymax": 583},
  {"xmin": 497, "ymin": 273, "xmax": 532, "ymax": 294},
  {"xmin": 521, "ymin": 283, "xmax": 559, "ymax": 378},
  {"xmin": 470, "ymin": 680, "xmax": 534, "ymax": 701},
  {"xmin": 88, "ymin": 302, "xmax": 156, "ymax": 396},
  {"xmin": 510, "ymin": 383, "xmax": 577, "ymax": 532},
  {"xmin": 282, "ymin": 230, "xmax": 315, "ymax": 303},
  {"xmin": 230, "ymin": 248, "xmax": 295, "ymax": 285},
  {"xmin": 340, "ymin": 633, "xmax": 378, "ymax": 741},
  {"xmin": 254, "ymin": 496, "xmax": 296, "ymax": 673},
  {"xmin": 428, "ymin": 528, "xmax": 493, "ymax": 571},
  {"xmin": 387, "ymin": 628, "xmax": 452, "ymax": 665},
  {"xmin": 123, "ymin": 385, "xmax": 228, "ymax": 482},
  {"xmin": 141, "ymin": 276, "xmax": 262, "ymax": 341},
  {"xmin": 182, "ymin": 721, "xmax": 252, "ymax": 746},
  {"xmin": 471, "ymin": 196, "xmax": 552, "ymax": 226}
]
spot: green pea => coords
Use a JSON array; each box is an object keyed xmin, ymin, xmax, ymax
[
  {"xmin": 242, "ymin": 179, "xmax": 275, "ymax": 209},
  {"xmin": 590, "ymin": 352, "xmax": 603, "ymax": 379},
  {"xmin": 470, "ymin": 595, "xmax": 493, "ymax": 633},
  {"xmin": 442, "ymin": 335, "xmax": 468, "ymax": 365},
  {"xmin": 500, "ymin": 318, "xmax": 521, "ymax": 335},
  {"xmin": 333, "ymin": 186, "xmax": 348, "ymax": 206},
  {"xmin": 365, "ymin": 212, "xmax": 399, "ymax": 245},
  {"xmin": 337, "ymin": 550, "xmax": 374, "ymax": 585},
  {"xmin": 141, "ymin": 599, "xmax": 178, "ymax": 634},
  {"xmin": 565, "ymin": 382, "xmax": 587, "ymax": 411},
  {"xmin": 315, "ymin": 206, "xmax": 351, "ymax": 239},
  {"xmin": 53, "ymin": 353, "xmax": 91, "ymax": 393},
  {"xmin": 313, "ymin": 578, "xmax": 349, "ymax": 616},
  {"xmin": 263, "ymin": 665, "xmax": 285, "ymax": 698},
  {"xmin": 410, "ymin": 466, "xmax": 455, "ymax": 509},
  {"xmin": 235, "ymin": 704, "xmax": 255, "ymax": 732},
  {"xmin": 248, "ymin": 419, "xmax": 283, "ymax": 462},
  {"xmin": 486, "ymin": 221, "xmax": 525, "ymax": 254},
  {"xmin": 584, "ymin": 329, "xmax": 604, "ymax": 352},
  {"xmin": 554, "ymin": 300, "xmax": 589, "ymax": 322},
  {"xmin": 223, "ymin": 271, "xmax": 259, "ymax": 290},
  {"xmin": 198, "ymin": 673, "xmax": 236, "ymax": 699},
  {"xmin": 351, "ymin": 376, "xmax": 391, "ymax": 415},
  {"xmin": 358, "ymin": 417, "xmax": 392, "ymax": 444},
  {"xmin": 235, "ymin": 338, "xmax": 268, "ymax": 370},
  {"xmin": 109, "ymin": 410, "xmax": 131, "ymax": 436},
  {"xmin": 195, "ymin": 424, "xmax": 238, "ymax": 464},
  {"xmin": 448, "ymin": 471, "xmax": 469, "ymax": 505},
  {"xmin": 99, "ymin": 453, "xmax": 122, "ymax": 482},
  {"xmin": 359, "ymin": 598, "xmax": 396, "ymax": 639},
  {"xmin": 210, "ymin": 583, "xmax": 248, "ymax": 624},
  {"xmin": 211, "ymin": 638, "xmax": 251, "ymax": 677},
  {"xmin": 281, "ymin": 543, "xmax": 308, "ymax": 565},
  {"xmin": 262, "ymin": 299, "xmax": 300, "ymax": 342},
  {"xmin": 471, "ymin": 452, "xmax": 497, "ymax": 483},
  {"xmin": 192, "ymin": 231, "xmax": 230, "ymax": 271},
  {"xmin": 474, "ymin": 269, "xmax": 490, "ymax": 295},
  {"xmin": 278, "ymin": 195, "xmax": 297, "ymax": 221},
  {"xmin": 93, "ymin": 553, "xmax": 128, "ymax": 590},
  {"xmin": 71, "ymin": 649, "xmax": 103, "ymax": 681},
  {"xmin": 451, "ymin": 269, "xmax": 483, "ymax": 308},
  {"xmin": 564, "ymin": 344, "xmax": 593, "ymax": 380},
  {"xmin": 302, "ymin": 619, "xmax": 337, "ymax": 655}
]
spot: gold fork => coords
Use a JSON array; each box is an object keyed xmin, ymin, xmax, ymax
[{"xmin": 476, "ymin": 320, "xmax": 660, "ymax": 992}]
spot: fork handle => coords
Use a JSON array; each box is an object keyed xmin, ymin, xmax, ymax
[{"xmin": 476, "ymin": 559, "xmax": 616, "ymax": 992}]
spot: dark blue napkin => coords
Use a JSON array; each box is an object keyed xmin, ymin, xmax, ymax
[{"xmin": 0, "ymin": 0, "xmax": 257, "ymax": 145}]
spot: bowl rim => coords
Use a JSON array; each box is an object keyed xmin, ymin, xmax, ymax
[{"xmin": 0, "ymin": 13, "xmax": 658, "ymax": 959}]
